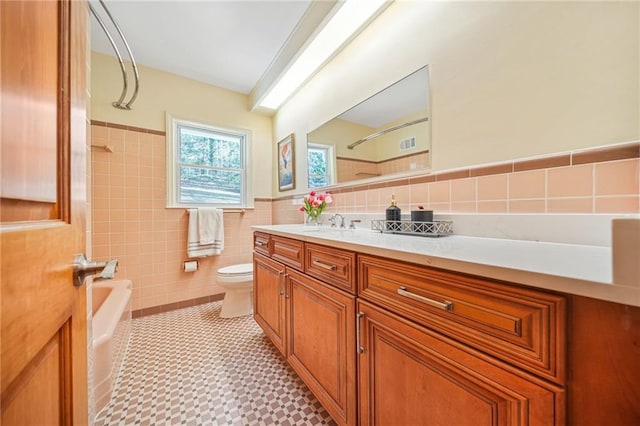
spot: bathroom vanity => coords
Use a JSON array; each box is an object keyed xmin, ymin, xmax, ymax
[{"xmin": 252, "ymin": 226, "xmax": 639, "ymax": 426}]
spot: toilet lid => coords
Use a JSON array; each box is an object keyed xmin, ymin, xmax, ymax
[{"xmin": 218, "ymin": 263, "xmax": 253, "ymax": 276}]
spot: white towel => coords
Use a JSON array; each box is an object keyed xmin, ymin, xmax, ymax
[
  {"xmin": 187, "ymin": 208, "xmax": 224, "ymax": 258},
  {"xmin": 198, "ymin": 207, "xmax": 218, "ymax": 244}
]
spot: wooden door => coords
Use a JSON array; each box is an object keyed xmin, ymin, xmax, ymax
[
  {"xmin": 253, "ymin": 253, "xmax": 287, "ymax": 356},
  {"xmin": 1, "ymin": 0, "xmax": 88, "ymax": 424},
  {"xmin": 357, "ymin": 300, "xmax": 564, "ymax": 426},
  {"xmin": 286, "ymin": 269, "xmax": 356, "ymax": 426}
]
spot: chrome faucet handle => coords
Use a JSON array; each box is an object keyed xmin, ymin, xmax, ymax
[
  {"xmin": 328, "ymin": 216, "xmax": 337, "ymax": 228},
  {"xmin": 349, "ymin": 219, "xmax": 362, "ymax": 229}
]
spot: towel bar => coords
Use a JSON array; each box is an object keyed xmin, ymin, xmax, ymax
[{"xmin": 185, "ymin": 208, "xmax": 245, "ymax": 215}]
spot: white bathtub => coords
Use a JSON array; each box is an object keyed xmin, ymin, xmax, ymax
[{"xmin": 92, "ymin": 279, "xmax": 132, "ymax": 414}]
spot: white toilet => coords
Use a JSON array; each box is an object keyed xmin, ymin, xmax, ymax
[{"xmin": 216, "ymin": 263, "xmax": 254, "ymax": 318}]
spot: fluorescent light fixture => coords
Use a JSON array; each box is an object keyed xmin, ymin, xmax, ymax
[{"xmin": 258, "ymin": 0, "xmax": 388, "ymax": 110}]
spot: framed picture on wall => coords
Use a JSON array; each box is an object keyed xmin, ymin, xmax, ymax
[{"xmin": 278, "ymin": 134, "xmax": 295, "ymax": 191}]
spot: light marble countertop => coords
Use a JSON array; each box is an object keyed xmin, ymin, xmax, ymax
[{"xmin": 253, "ymin": 224, "xmax": 640, "ymax": 307}]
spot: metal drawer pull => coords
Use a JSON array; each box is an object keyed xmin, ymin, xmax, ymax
[
  {"xmin": 397, "ymin": 287, "xmax": 453, "ymax": 311},
  {"xmin": 312, "ymin": 260, "xmax": 337, "ymax": 271},
  {"xmin": 255, "ymin": 241, "xmax": 266, "ymax": 246}
]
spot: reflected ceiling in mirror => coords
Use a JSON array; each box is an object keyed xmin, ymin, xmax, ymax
[{"xmin": 307, "ymin": 66, "xmax": 430, "ymax": 189}]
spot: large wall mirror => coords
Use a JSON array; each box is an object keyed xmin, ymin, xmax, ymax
[{"xmin": 307, "ymin": 66, "xmax": 430, "ymax": 189}]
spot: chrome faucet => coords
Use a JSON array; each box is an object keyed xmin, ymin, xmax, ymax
[{"xmin": 330, "ymin": 213, "xmax": 346, "ymax": 228}]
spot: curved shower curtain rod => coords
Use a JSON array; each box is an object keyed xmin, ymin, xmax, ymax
[{"xmin": 89, "ymin": 0, "xmax": 140, "ymax": 110}]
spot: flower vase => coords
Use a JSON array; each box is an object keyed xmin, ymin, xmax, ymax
[{"xmin": 306, "ymin": 215, "xmax": 322, "ymax": 227}]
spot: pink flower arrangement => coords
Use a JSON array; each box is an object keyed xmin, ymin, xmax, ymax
[{"xmin": 299, "ymin": 190, "xmax": 333, "ymax": 221}]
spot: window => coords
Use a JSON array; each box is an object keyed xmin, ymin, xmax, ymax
[
  {"xmin": 307, "ymin": 142, "xmax": 335, "ymax": 189},
  {"xmin": 167, "ymin": 115, "xmax": 251, "ymax": 208}
]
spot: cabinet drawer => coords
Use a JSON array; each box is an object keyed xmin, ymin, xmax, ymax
[
  {"xmin": 305, "ymin": 243, "xmax": 356, "ymax": 294},
  {"xmin": 253, "ymin": 232, "xmax": 271, "ymax": 256},
  {"xmin": 358, "ymin": 254, "xmax": 566, "ymax": 384},
  {"xmin": 271, "ymin": 235, "xmax": 304, "ymax": 271}
]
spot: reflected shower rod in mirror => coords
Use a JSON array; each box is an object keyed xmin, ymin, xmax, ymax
[
  {"xmin": 347, "ymin": 116, "xmax": 429, "ymax": 150},
  {"xmin": 89, "ymin": 0, "xmax": 140, "ymax": 110}
]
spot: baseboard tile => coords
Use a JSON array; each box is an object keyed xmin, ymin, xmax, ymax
[{"xmin": 132, "ymin": 293, "xmax": 225, "ymax": 318}]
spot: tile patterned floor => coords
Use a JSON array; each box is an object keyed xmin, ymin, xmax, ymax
[{"xmin": 95, "ymin": 301, "xmax": 336, "ymax": 426}]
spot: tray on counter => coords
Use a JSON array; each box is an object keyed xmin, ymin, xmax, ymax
[{"xmin": 371, "ymin": 219, "xmax": 453, "ymax": 237}]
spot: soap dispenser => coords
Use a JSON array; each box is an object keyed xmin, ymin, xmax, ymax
[{"xmin": 385, "ymin": 194, "xmax": 401, "ymax": 231}]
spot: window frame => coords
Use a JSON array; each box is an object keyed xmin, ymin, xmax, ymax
[
  {"xmin": 307, "ymin": 142, "xmax": 336, "ymax": 189},
  {"xmin": 166, "ymin": 114, "xmax": 253, "ymax": 208}
]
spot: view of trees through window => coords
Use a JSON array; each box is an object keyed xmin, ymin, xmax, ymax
[
  {"xmin": 307, "ymin": 144, "xmax": 332, "ymax": 189},
  {"xmin": 178, "ymin": 125, "xmax": 244, "ymax": 204}
]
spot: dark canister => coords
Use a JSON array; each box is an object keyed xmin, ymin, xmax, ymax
[{"xmin": 411, "ymin": 208, "xmax": 433, "ymax": 233}]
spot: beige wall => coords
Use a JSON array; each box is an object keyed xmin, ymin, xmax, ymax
[
  {"xmin": 91, "ymin": 52, "xmax": 274, "ymax": 198},
  {"xmin": 274, "ymin": 1, "xmax": 639, "ymax": 198}
]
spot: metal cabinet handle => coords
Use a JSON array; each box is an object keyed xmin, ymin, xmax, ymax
[
  {"xmin": 255, "ymin": 241, "xmax": 266, "ymax": 246},
  {"xmin": 312, "ymin": 259, "xmax": 337, "ymax": 271},
  {"xmin": 284, "ymin": 272, "xmax": 290, "ymax": 298},
  {"xmin": 397, "ymin": 286, "xmax": 453, "ymax": 311},
  {"xmin": 356, "ymin": 312, "xmax": 365, "ymax": 354}
]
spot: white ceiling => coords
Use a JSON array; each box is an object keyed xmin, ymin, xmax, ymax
[{"xmin": 90, "ymin": 0, "xmax": 313, "ymax": 95}]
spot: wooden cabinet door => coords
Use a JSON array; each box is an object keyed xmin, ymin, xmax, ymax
[
  {"xmin": 357, "ymin": 300, "xmax": 564, "ymax": 426},
  {"xmin": 287, "ymin": 269, "xmax": 357, "ymax": 426},
  {"xmin": 253, "ymin": 253, "xmax": 287, "ymax": 356},
  {"xmin": 1, "ymin": 1, "xmax": 89, "ymax": 424}
]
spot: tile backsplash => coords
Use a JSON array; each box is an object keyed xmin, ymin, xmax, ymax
[{"xmin": 273, "ymin": 141, "xmax": 639, "ymax": 224}]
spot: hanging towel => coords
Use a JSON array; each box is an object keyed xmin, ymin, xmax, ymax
[
  {"xmin": 198, "ymin": 207, "xmax": 218, "ymax": 244},
  {"xmin": 187, "ymin": 208, "xmax": 224, "ymax": 258}
]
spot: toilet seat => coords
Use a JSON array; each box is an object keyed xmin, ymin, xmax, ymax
[
  {"xmin": 217, "ymin": 263, "xmax": 253, "ymax": 284},
  {"xmin": 217, "ymin": 263, "xmax": 253, "ymax": 276}
]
